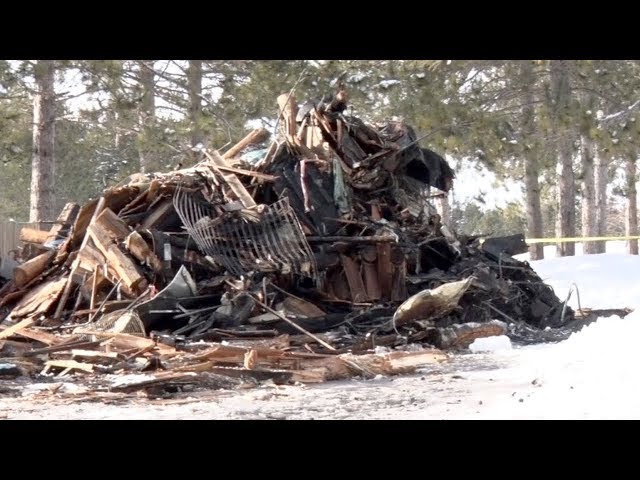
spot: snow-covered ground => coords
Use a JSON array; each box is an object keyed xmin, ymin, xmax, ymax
[{"xmin": 1, "ymin": 242, "xmax": 638, "ymax": 419}]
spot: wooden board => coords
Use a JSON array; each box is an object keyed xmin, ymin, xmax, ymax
[
  {"xmin": 124, "ymin": 231, "xmax": 163, "ymax": 272},
  {"xmin": 13, "ymin": 327, "xmax": 65, "ymax": 345},
  {"xmin": 203, "ymin": 150, "xmax": 257, "ymax": 208},
  {"xmin": 223, "ymin": 128, "xmax": 270, "ymax": 159},
  {"xmin": 109, "ymin": 371, "xmax": 198, "ymax": 392},
  {"xmin": 0, "ymin": 317, "xmax": 35, "ymax": 340},
  {"xmin": 45, "ymin": 359, "xmax": 94, "ymax": 373},
  {"xmin": 76, "ymin": 242, "xmax": 107, "ymax": 273},
  {"xmin": 340, "ymin": 254, "xmax": 368, "ymax": 303},
  {"xmin": 88, "ymin": 223, "xmax": 147, "ymax": 293},
  {"xmin": 70, "ymin": 331, "xmax": 177, "ymax": 358},
  {"xmin": 94, "ymin": 207, "xmax": 131, "ymax": 240},
  {"xmin": 13, "ymin": 250, "xmax": 56, "ymax": 287},
  {"xmin": 9, "ymin": 277, "xmax": 68, "ymax": 318},
  {"xmin": 140, "ymin": 198, "xmax": 174, "ymax": 229},
  {"xmin": 71, "ymin": 349, "xmax": 120, "ymax": 360}
]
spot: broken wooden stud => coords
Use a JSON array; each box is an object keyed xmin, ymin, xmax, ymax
[
  {"xmin": 13, "ymin": 250, "xmax": 56, "ymax": 288},
  {"xmin": 53, "ymin": 196, "xmax": 106, "ymax": 321},
  {"xmin": 223, "ymin": 127, "xmax": 270, "ymax": 160}
]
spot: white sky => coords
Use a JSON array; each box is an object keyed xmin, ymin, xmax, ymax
[{"xmin": 447, "ymin": 155, "xmax": 522, "ymax": 209}]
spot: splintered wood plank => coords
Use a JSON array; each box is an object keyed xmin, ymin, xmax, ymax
[
  {"xmin": 277, "ymin": 93, "xmax": 298, "ymax": 138},
  {"xmin": 9, "ymin": 277, "xmax": 68, "ymax": 319},
  {"xmin": 94, "ymin": 207, "xmax": 131, "ymax": 240},
  {"xmin": 243, "ymin": 349, "xmax": 258, "ymax": 369},
  {"xmin": 176, "ymin": 346, "xmax": 446, "ymax": 383},
  {"xmin": 192, "ymin": 343, "xmax": 326, "ymax": 363},
  {"xmin": 222, "ymin": 174, "xmax": 257, "ymax": 208},
  {"xmin": 72, "ymin": 331, "xmax": 177, "ymax": 358},
  {"xmin": 76, "ymin": 242, "xmax": 107, "ymax": 273},
  {"xmin": 145, "ymin": 179, "xmax": 162, "ymax": 204},
  {"xmin": 55, "ymin": 196, "xmax": 108, "ymax": 321},
  {"xmin": 336, "ymin": 350, "xmax": 447, "ymax": 378},
  {"xmin": 89, "ymin": 267, "xmax": 101, "ymax": 310},
  {"xmin": 384, "ymin": 350, "xmax": 448, "ymax": 369},
  {"xmin": 103, "ymin": 185, "xmax": 142, "ymax": 215},
  {"xmin": 14, "ymin": 327, "xmax": 65, "ymax": 345},
  {"xmin": 340, "ymin": 254, "xmax": 368, "ymax": 303},
  {"xmin": 13, "ymin": 250, "xmax": 56, "ymax": 287},
  {"xmin": 203, "ymin": 150, "xmax": 257, "ymax": 208},
  {"xmin": 88, "ymin": 223, "xmax": 147, "ymax": 294},
  {"xmin": 109, "ymin": 371, "xmax": 198, "ymax": 392},
  {"xmin": 140, "ymin": 198, "xmax": 174, "ymax": 229},
  {"xmin": 45, "ymin": 359, "xmax": 94, "ymax": 373},
  {"xmin": 0, "ymin": 317, "xmax": 35, "ymax": 340},
  {"xmin": 223, "ymin": 127, "xmax": 270, "ymax": 159},
  {"xmin": 68, "ymin": 197, "xmax": 104, "ymax": 251},
  {"xmin": 119, "ymin": 185, "xmax": 152, "ymax": 217},
  {"xmin": 71, "ymin": 349, "xmax": 120, "ymax": 360},
  {"xmin": 124, "ymin": 231, "xmax": 163, "ymax": 272},
  {"xmin": 213, "ymin": 165, "xmax": 277, "ymax": 181}
]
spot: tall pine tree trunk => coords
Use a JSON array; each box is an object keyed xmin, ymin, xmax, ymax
[
  {"xmin": 594, "ymin": 154, "xmax": 609, "ymax": 253},
  {"xmin": 520, "ymin": 60, "xmax": 544, "ymax": 260},
  {"xmin": 29, "ymin": 60, "xmax": 56, "ymax": 223},
  {"xmin": 188, "ymin": 60, "xmax": 204, "ymax": 163},
  {"xmin": 550, "ymin": 60, "xmax": 576, "ymax": 257},
  {"xmin": 581, "ymin": 134, "xmax": 598, "ymax": 254},
  {"xmin": 625, "ymin": 154, "xmax": 638, "ymax": 255},
  {"xmin": 137, "ymin": 60, "xmax": 155, "ymax": 173}
]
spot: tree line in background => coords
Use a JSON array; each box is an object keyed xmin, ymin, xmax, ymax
[{"xmin": 1, "ymin": 60, "xmax": 639, "ymax": 259}]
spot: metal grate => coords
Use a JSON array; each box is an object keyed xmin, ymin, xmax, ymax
[{"xmin": 173, "ymin": 189, "xmax": 316, "ymax": 280}]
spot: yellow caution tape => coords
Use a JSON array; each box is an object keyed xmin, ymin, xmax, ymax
[{"xmin": 525, "ymin": 235, "xmax": 640, "ymax": 244}]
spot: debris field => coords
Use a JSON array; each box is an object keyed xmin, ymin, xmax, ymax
[{"xmin": 0, "ymin": 88, "xmax": 601, "ymax": 395}]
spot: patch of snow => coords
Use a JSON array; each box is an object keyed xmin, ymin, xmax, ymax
[
  {"xmin": 374, "ymin": 346, "xmax": 391, "ymax": 354},
  {"xmin": 109, "ymin": 374, "xmax": 154, "ymax": 388},
  {"xmin": 469, "ymin": 335, "xmax": 512, "ymax": 353},
  {"xmin": 379, "ymin": 79, "xmax": 400, "ymax": 89}
]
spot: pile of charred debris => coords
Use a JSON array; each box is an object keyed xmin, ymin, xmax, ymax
[{"xmin": 0, "ymin": 89, "xmax": 597, "ymax": 392}]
